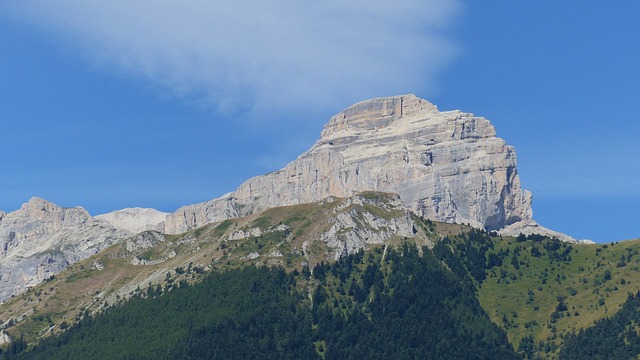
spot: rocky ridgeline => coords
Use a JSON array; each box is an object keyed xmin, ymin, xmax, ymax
[
  {"xmin": 0, "ymin": 198, "xmax": 129, "ymax": 301},
  {"xmin": 164, "ymin": 94, "xmax": 566, "ymax": 240}
]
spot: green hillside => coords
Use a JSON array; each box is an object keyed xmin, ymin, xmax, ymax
[
  {"xmin": 2, "ymin": 244, "xmax": 518, "ymax": 359},
  {"xmin": 559, "ymin": 291, "xmax": 640, "ymax": 359},
  {"xmin": 441, "ymin": 230, "xmax": 640, "ymax": 358}
]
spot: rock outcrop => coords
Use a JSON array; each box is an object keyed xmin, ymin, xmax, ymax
[
  {"xmin": 317, "ymin": 193, "xmax": 419, "ymax": 259},
  {"xmin": 124, "ymin": 231, "xmax": 166, "ymax": 253},
  {"xmin": 96, "ymin": 208, "xmax": 167, "ymax": 235},
  {"xmin": 165, "ymin": 95, "xmax": 542, "ymax": 237},
  {"xmin": 222, "ymin": 192, "xmax": 422, "ymax": 260},
  {"xmin": 499, "ymin": 220, "xmax": 587, "ymax": 243},
  {"xmin": 0, "ymin": 198, "xmax": 129, "ymax": 301}
]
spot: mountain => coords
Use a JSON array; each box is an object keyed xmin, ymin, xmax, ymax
[
  {"xmin": 0, "ymin": 95, "xmax": 577, "ymax": 305},
  {"xmin": 3, "ymin": 95, "xmax": 611, "ymax": 358},
  {"xmin": 0, "ymin": 198, "xmax": 128, "ymax": 302},
  {"xmin": 163, "ymin": 94, "xmax": 571, "ymax": 241},
  {"xmin": 0, "ymin": 192, "xmax": 638, "ymax": 359}
]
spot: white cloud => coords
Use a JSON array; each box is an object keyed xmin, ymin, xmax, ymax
[{"xmin": 4, "ymin": 1, "xmax": 461, "ymax": 116}]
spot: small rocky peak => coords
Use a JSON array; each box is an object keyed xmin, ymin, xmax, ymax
[
  {"xmin": 21, "ymin": 197, "xmax": 61, "ymax": 216},
  {"xmin": 18, "ymin": 197, "xmax": 91, "ymax": 226},
  {"xmin": 320, "ymin": 94, "xmax": 438, "ymax": 138}
]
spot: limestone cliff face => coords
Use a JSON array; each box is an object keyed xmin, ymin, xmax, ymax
[
  {"xmin": 0, "ymin": 198, "xmax": 129, "ymax": 301},
  {"xmin": 165, "ymin": 95, "xmax": 535, "ymax": 235}
]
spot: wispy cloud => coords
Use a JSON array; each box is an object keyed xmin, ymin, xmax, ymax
[{"xmin": 3, "ymin": 1, "xmax": 461, "ymax": 116}]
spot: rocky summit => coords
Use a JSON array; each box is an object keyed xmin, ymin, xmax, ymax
[
  {"xmin": 165, "ymin": 95, "xmax": 563, "ymax": 239},
  {"xmin": 0, "ymin": 198, "xmax": 128, "ymax": 301}
]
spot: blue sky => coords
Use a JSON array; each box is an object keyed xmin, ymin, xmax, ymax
[{"xmin": 0, "ymin": 1, "xmax": 638, "ymax": 243}]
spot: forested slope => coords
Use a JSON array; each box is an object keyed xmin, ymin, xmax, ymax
[
  {"xmin": 559, "ymin": 291, "xmax": 640, "ymax": 359},
  {"xmin": 3, "ymin": 244, "xmax": 517, "ymax": 359}
]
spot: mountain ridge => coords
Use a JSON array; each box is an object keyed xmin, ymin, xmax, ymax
[{"xmin": 0, "ymin": 95, "xmax": 581, "ymax": 302}]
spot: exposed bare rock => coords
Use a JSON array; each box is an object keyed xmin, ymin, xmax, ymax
[
  {"xmin": 125, "ymin": 231, "xmax": 166, "ymax": 253},
  {"xmin": 245, "ymin": 252, "xmax": 260, "ymax": 260},
  {"xmin": 227, "ymin": 224, "xmax": 289, "ymax": 241},
  {"xmin": 96, "ymin": 208, "xmax": 167, "ymax": 235},
  {"xmin": 227, "ymin": 227, "xmax": 264, "ymax": 241},
  {"xmin": 500, "ymin": 220, "xmax": 588, "ymax": 243},
  {"xmin": 0, "ymin": 197, "xmax": 129, "ymax": 301},
  {"xmin": 164, "ymin": 194, "xmax": 239, "ymax": 236},
  {"xmin": 0, "ymin": 331, "xmax": 10, "ymax": 346},
  {"xmin": 164, "ymin": 95, "xmax": 541, "ymax": 238},
  {"xmin": 319, "ymin": 193, "xmax": 418, "ymax": 259},
  {"xmin": 268, "ymin": 250, "xmax": 283, "ymax": 258},
  {"xmin": 130, "ymin": 257, "xmax": 165, "ymax": 266}
]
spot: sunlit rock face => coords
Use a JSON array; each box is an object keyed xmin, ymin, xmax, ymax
[
  {"xmin": 0, "ymin": 197, "xmax": 128, "ymax": 301},
  {"xmin": 96, "ymin": 208, "xmax": 167, "ymax": 235},
  {"xmin": 165, "ymin": 95, "xmax": 535, "ymax": 235}
]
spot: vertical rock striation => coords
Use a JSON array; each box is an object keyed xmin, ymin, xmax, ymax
[{"xmin": 165, "ymin": 95, "xmax": 540, "ymax": 236}]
